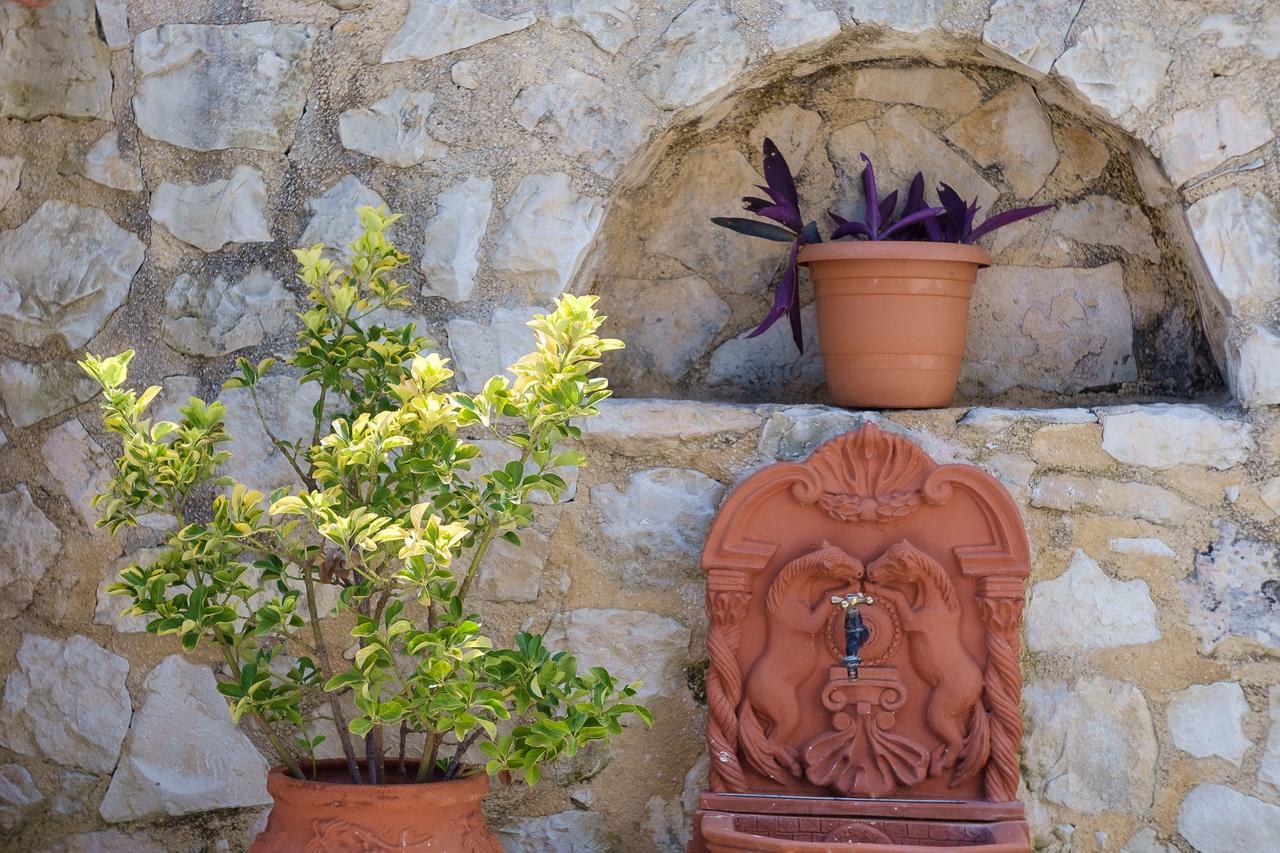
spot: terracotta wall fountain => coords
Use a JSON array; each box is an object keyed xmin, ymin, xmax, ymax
[{"xmin": 691, "ymin": 424, "xmax": 1031, "ymax": 852}]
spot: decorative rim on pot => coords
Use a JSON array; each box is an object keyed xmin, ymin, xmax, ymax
[
  {"xmin": 798, "ymin": 240, "xmax": 992, "ymax": 267},
  {"xmin": 265, "ymin": 759, "xmax": 490, "ymax": 804}
]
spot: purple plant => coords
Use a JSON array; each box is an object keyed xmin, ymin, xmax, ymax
[
  {"xmin": 929, "ymin": 182, "xmax": 1054, "ymax": 244},
  {"xmin": 829, "ymin": 155, "xmax": 946, "ymax": 241}
]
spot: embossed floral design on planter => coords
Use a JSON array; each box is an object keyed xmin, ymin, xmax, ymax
[{"xmin": 690, "ymin": 423, "xmax": 1031, "ymax": 850}]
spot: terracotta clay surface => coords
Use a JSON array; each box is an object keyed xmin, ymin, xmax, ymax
[
  {"xmin": 249, "ymin": 760, "xmax": 501, "ymax": 852},
  {"xmin": 693, "ymin": 424, "xmax": 1030, "ymax": 851},
  {"xmin": 798, "ymin": 242, "xmax": 991, "ymax": 409}
]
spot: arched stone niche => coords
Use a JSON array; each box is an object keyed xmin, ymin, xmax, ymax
[{"xmin": 577, "ymin": 22, "xmax": 1275, "ymax": 409}]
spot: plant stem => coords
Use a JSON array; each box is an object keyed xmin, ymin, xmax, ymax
[
  {"xmin": 249, "ymin": 385, "xmax": 317, "ymax": 491},
  {"xmin": 445, "ymin": 729, "xmax": 482, "ymax": 779},
  {"xmin": 456, "ymin": 526, "xmax": 497, "ymax": 605},
  {"xmin": 300, "ymin": 559, "xmax": 362, "ymax": 783},
  {"xmin": 417, "ymin": 733, "xmax": 441, "ymax": 783},
  {"xmin": 398, "ymin": 721, "xmax": 408, "ymax": 778},
  {"xmin": 371, "ymin": 725, "xmax": 385, "ymax": 784},
  {"xmin": 218, "ymin": 647, "xmax": 304, "ymax": 779}
]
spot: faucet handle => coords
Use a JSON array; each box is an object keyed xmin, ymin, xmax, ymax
[{"xmin": 831, "ymin": 592, "xmax": 875, "ymax": 608}]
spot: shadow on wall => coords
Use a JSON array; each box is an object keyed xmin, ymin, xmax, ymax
[{"xmin": 587, "ymin": 55, "xmax": 1227, "ymax": 409}]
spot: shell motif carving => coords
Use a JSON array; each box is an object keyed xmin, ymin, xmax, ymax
[{"xmin": 800, "ymin": 424, "xmax": 934, "ymax": 523}]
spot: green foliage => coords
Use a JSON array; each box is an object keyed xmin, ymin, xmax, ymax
[{"xmin": 80, "ymin": 206, "xmax": 645, "ymax": 786}]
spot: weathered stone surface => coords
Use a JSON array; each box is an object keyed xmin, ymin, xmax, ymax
[
  {"xmin": 0, "ymin": 0, "xmax": 111, "ymax": 120},
  {"xmin": 1055, "ymin": 25, "xmax": 1172, "ymax": 120},
  {"xmin": 1030, "ymin": 474, "xmax": 1192, "ymax": 525},
  {"xmin": 497, "ymin": 809, "xmax": 613, "ymax": 852},
  {"xmin": 606, "ymin": 276, "xmax": 729, "ymax": 381},
  {"xmin": 843, "ymin": 0, "xmax": 944, "ymax": 32},
  {"xmin": 962, "ymin": 263, "xmax": 1135, "ymax": 395},
  {"xmin": 544, "ymin": 609, "xmax": 690, "ymax": 700},
  {"xmin": 514, "ymin": 68, "xmax": 652, "ymax": 178},
  {"xmin": 1048, "ymin": 126, "xmax": 1110, "ymax": 195},
  {"xmin": 450, "ymin": 60, "xmax": 479, "ymax": 88},
  {"xmin": 421, "ymin": 176, "xmax": 492, "ymax": 302},
  {"xmin": 0, "ymin": 485, "xmax": 59, "ymax": 619},
  {"xmin": 636, "ymin": 0, "xmax": 749, "ymax": 110},
  {"xmin": 133, "ymin": 22, "xmax": 315, "ymax": 152},
  {"xmin": 1050, "ymin": 196, "xmax": 1161, "ymax": 262},
  {"xmin": 1029, "ymin": 423, "xmax": 1112, "ymax": 472},
  {"xmin": 959, "ymin": 407, "xmax": 1096, "ymax": 429},
  {"xmin": 1155, "ymin": 97, "xmax": 1275, "ymax": 186},
  {"xmin": 829, "ymin": 106, "xmax": 998, "ymax": 218},
  {"xmin": 549, "ymin": 0, "xmax": 637, "ymax": 54},
  {"xmin": 1261, "ymin": 686, "xmax": 1280, "ymax": 792},
  {"xmin": 1235, "ymin": 328, "xmax": 1280, "ymax": 407},
  {"xmin": 44, "ymin": 830, "xmax": 167, "ymax": 853},
  {"xmin": 1110, "ymin": 537, "xmax": 1175, "ymax": 558},
  {"xmin": 220, "ymin": 375, "xmax": 320, "ymax": 492},
  {"xmin": 1167, "ymin": 681, "xmax": 1251, "ymax": 764},
  {"xmin": 1188, "ymin": 188, "xmax": 1280, "ymax": 313},
  {"xmin": 337, "ymin": 87, "xmax": 447, "ymax": 168},
  {"xmin": 96, "ymin": 547, "xmax": 165, "ymax": 633},
  {"xmin": 299, "ymin": 175, "xmax": 387, "ymax": 255},
  {"xmin": 149, "ymin": 166, "xmax": 272, "ymax": 252},
  {"xmin": 1099, "ymin": 405, "xmax": 1252, "ymax": 470},
  {"xmin": 42, "ymin": 419, "xmax": 110, "ymax": 528},
  {"xmin": 473, "ymin": 525, "xmax": 550, "ymax": 604},
  {"xmin": 164, "ymin": 265, "xmax": 294, "ymax": 357},
  {"xmin": 95, "ymin": 0, "xmax": 129, "ymax": 49},
  {"xmin": 0, "ymin": 361, "xmax": 100, "ymax": 429},
  {"xmin": 1260, "ymin": 478, "xmax": 1280, "ymax": 515},
  {"xmin": 592, "ymin": 468, "xmax": 724, "ymax": 588},
  {"xmin": 983, "ymin": 0, "xmax": 1083, "ymax": 73},
  {"xmin": 0, "ymin": 155, "xmax": 21, "ymax": 210},
  {"xmin": 490, "ymin": 174, "xmax": 602, "ymax": 298},
  {"xmin": 760, "ymin": 408, "xmax": 967, "ymax": 466},
  {"xmin": 445, "ymin": 306, "xmax": 541, "ymax": 393},
  {"xmin": 1118, "ymin": 828, "xmax": 1172, "ymax": 853},
  {"xmin": 0, "ymin": 201, "xmax": 144, "ymax": 348},
  {"xmin": 766, "ymin": 0, "xmax": 840, "ymax": 51},
  {"xmin": 1177, "ymin": 784, "xmax": 1280, "ymax": 852},
  {"xmin": 1026, "ymin": 550, "xmax": 1160, "ymax": 652},
  {"xmin": 100, "ymin": 656, "xmax": 269, "ymax": 822},
  {"xmin": 0, "ymin": 634, "xmax": 131, "ymax": 774},
  {"xmin": 83, "ymin": 133, "xmax": 143, "ymax": 192},
  {"xmin": 50, "ymin": 770, "xmax": 96, "ymax": 817},
  {"xmin": 382, "ymin": 0, "xmax": 535, "ymax": 63},
  {"xmin": 580, "ymin": 399, "xmax": 762, "ymax": 457},
  {"xmin": 1022, "ymin": 676, "xmax": 1156, "ymax": 814},
  {"xmin": 707, "ymin": 303, "xmax": 823, "ymax": 394},
  {"xmin": 0, "ymin": 763, "xmax": 42, "ymax": 830},
  {"xmin": 1181, "ymin": 522, "xmax": 1279, "ymax": 654},
  {"xmin": 945, "ymin": 83, "xmax": 1057, "ymax": 197},
  {"xmin": 851, "ymin": 66, "xmax": 981, "ymax": 116}
]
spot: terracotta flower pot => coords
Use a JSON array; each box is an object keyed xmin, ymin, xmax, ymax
[
  {"xmin": 250, "ymin": 760, "xmax": 501, "ymax": 852},
  {"xmin": 799, "ymin": 241, "xmax": 991, "ymax": 409}
]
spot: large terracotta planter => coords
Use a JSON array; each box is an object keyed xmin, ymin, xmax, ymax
[
  {"xmin": 250, "ymin": 760, "xmax": 501, "ymax": 852},
  {"xmin": 799, "ymin": 241, "xmax": 991, "ymax": 409}
]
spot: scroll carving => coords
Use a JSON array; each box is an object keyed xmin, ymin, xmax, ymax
[{"xmin": 706, "ymin": 590, "xmax": 751, "ymax": 792}]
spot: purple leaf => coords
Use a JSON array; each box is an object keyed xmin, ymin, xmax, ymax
[
  {"xmin": 878, "ymin": 189, "xmax": 899, "ymax": 226},
  {"xmin": 967, "ymin": 203, "xmax": 1056, "ymax": 243},
  {"xmin": 880, "ymin": 206, "xmax": 946, "ymax": 239},
  {"xmin": 860, "ymin": 153, "xmax": 880, "ymax": 237},
  {"xmin": 762, "ymin": 139, "xmax": 802, "ymax": 230},
  {"xmin": 830, "ymin": 213, "xmax": 873, "ymax": 240},
  {"xmin": 711, "ymin": 217, "xmax": 796, "ymax": 242},
  {"xmin": 746, "ymin": 241, "xmax": 800, "ymax": 343},
  {"xmin": 741, "ymin": 196, "xmax": 772, "ymax": 213}
]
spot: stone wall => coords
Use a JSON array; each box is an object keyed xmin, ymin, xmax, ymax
[{"xmin": 2, "ymin": 0, "xmax": 1280, "ymax": 851}]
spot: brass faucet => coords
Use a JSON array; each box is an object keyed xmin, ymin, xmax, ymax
[{"xmin": 831, "ymin": 593, "xmax": 874, "ymax": 681}]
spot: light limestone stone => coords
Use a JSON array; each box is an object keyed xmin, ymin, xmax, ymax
[
  {"xmin": 747, "ymin": 105, "xmax": 827, "ymax": 182},
  {"xmin": 1167, "ymin": 681, "xmax": 1251, "ymax": 764},
  {"xmin": 959, "ymin": 407, "xmax": 1096, "ymax": 429},
  {"xmin": 382, "ymin": 0, "xmax": 535, "ymax": 63},
  {"xmin": 637, "ymin": 0, "xmax": 749, "ymax": 110},
  {"xmin": 1155, "ymin": 97, "xmax": 1275, "ymax": 186},
  {"xmin": 100, "ymin": 656, "xmax": 269, "ymax": 822},
  {"xmin": 829, "ymin": 106, "xmax": 999, "ymax": 219},
  {"xmin": 220, "ymin": 374, "xmax": 321, "ymax": 492},
  {"xmin": 606, "ymin": 276, "xmax": 730, "ymax": 381},
  {"xmin": 1103, "ymin": 404, "xmax": 1253, "ymax": 470},
  {"xmin": 299, "ymin": 175, "xmax": 387, "ymax": 255},
  {"xmin": 42, "ymin": 419, "xmax": 110, "ymax": 528},
  {"xmin": 592, "ymin": 468, "xmax": 724, "ymax": 588},
  {"xmin": 498, "ymin": 810, "xmax": 613, "ymax": 852},
  {"xmin": 1181, "ymin": 522, "xmax": 1279, "ymax": 654},
  {"xmin": 96, "ymin": 548, "xmax": 162, "ymax": 633},
  {"xmin": 445, "ymin": 305, "xmax": 542, "ymax": 393},
  {"xmin": 149, "ymin": 166, "xmax": 272, "ymax": 253},
  {"xmin": 1188, "ymin": 188, "xmax": 1280, "ymax": 313},
  {"xmin": 0, "ymin": 0, "xmax": 111, "ymax": 120},
  {"xmin": 473, "ymin": 525, "xmax": 551, "ymax": 604},
  {"xmin": 0, "ymin": 763, "xmax": 42, "ymax": 830},
  {"xmin": 1235, "ymin": 327, "xmax": 1280, "ymax": 407},
  {"xmin": 1048, "ymin": 127, "xmax": 1110, "ymax": 195},
  {"xmin": 0, "ymin": 361, "xmax": 100, "ymax": 429},
  {"xmin": 549, "ymin": 0, "xmax": 637, "ymax": 55},
  {"xmin": 337, "ymin": 87, "xmax": 447, "ymax": 168},
  {"xmin": 450, "ymin": 60, "xmax": 479, "ymax": 89},
  {"xmin": 983, "ymin": 0, "xmax": 1083, "ymax": 74},
  {"xmin": 945, "ymin": 83, "xmax": 1058, "ymax": 197},
  {"xmin": 0, "ymin": 634, "xmax": 131, "ymax": 774},
  {"xmin": 1261, "ymin": 686, "xmax": 1280, "ymax": 792},
  {"xmin": 766, "ymin": 0, "xmax": 841, "ymax": 51},
  {"xmin": 1055, "ymin": 25, "xmax": 1172, "ymax": 120},
  {"xmin": 1030, "ymin": 474, "xmax": 1192, "ymax": 525},
  {"xmin": 50, "ymin": 769, "xmax": 96, "ymax": 817},
  {"xmin": 95, "ymin": 0, "xmax": 129, "ymax": 48},
  {"xmin": 962, "ymin": 263, "xmax": 1135, "ymax": 396},
  {"xmin": 544, "ymin": 608, "xmax": 690, "ymax": 700},
  {"xmin": 0, "ymin": 201, "xmax": 145, "ymax": 348},
  {"xmin": 1026, "ymin": 550, "xmax": 1160, "ymax": 652},
  {"xmin": 580, "ymin": 399, "xmax": 763, "ymax": 457},
  {"xmin": 133, "ymin": 22, "xmax": 315, "ymax": 152},
  {"xmin": 1029, "ymin": 423, "xmax": 1112, "ymax": 472},
  {"xmin": 1119, "ymin": 828, "xmax": 1172, "ymax": 853},
  {"xmin": 490, "ymin": 173, "xmax": 602, "ymax": 298},
  {"xmin": 1022, "ymin": 676, "xmax": 1156, "ymax": 814},
  {"xmin": 1109, "ymin": 537, "xmax": 1175, "ymax": 558},
  {"xmin": 1050, "ymin": 196, "xmax": 1160, "ymax": 262},
  {"xmin": 1262, "ymin": 478, "xmax": 1280, "ymax": 516},
  {"xmin": 842, "ymin": 0, "xmax": 944, "ymax": 32},
  {"xmin": 851, "ymin": 66, "xmax": 981, "ymax": 116},
  {"xmin": 421, "ymin": 175, "xmax": 492, "ymax": 302},
  {"xmin": 83, "ymin": 133, "xmax": 143, "ymax": 192},
  {"xmin": 44, "ymin": 830, "xmax": 167, "ymax": 853},
  {"xmin": 983, "ymin": 452, "xmax": 1036, "ymax": 501},
  {"xmin": 707, "ymin": 303, "xmax": 824, "ymax": 394},
  {"xmin": 163, "ymin": 265, "xmax": 294, "ymax": 357},
  {"xmin": 514, "ymin": 68, "xmax": 653, "ymax": 178},
  {"xmin": 0, "ymin": 485, "xmax": 60, "ymax": 620},
  {"xmin": 1177, "ymin": 784, "xmax": 1280, "ymax": 853},
  {"xmin": 0, "ymin": 155, "xmax": 21, "ymax": 210}
]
